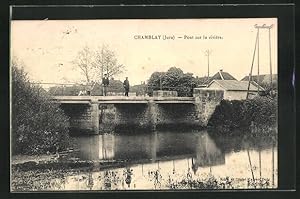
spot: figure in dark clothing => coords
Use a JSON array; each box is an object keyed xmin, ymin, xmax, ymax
[
  {"xmin": 102, "ymin": 74, "xmax": 109, "ymax": 96},
  {"xmin": 123, "ymin": 77, "xmax": 130, "ymax": 97},
  {"xmin": 124, "ymin": 168, "xmax": 133, "ymax": 188}
]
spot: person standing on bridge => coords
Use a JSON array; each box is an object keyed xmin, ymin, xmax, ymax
[
  {"xmin": 102, "ymin": 74, "xmax": 109, "ymax": 96},
  {"xmin": 123, "ymin": 77, "xmax": 130, "ymax": 97}
]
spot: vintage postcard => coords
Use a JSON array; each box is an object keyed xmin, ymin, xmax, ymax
[{"xmin": 10, "ymin": 18, "xmax": 278, "ymax": 191}]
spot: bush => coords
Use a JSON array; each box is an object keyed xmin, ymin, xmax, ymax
[
  {"xmin": 11, "ymin": 61, "xmax": 71, "ymax": 155},
  {"xmin": 208, "ymin": 97, "xmax": 277, "ymax": 133},
  {"xmin": 147, "ymin": 67, "xmax": 197, "ymax": 97}
]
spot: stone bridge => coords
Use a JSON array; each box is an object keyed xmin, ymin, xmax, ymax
[{"xmin": 51, "ymin": 89, "xmax": 224, "ymax": 134}]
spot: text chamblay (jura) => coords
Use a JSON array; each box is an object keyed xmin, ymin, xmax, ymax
[{"xmin": 134, "ymin": 35, "xmax": 175, "ymax": 40}]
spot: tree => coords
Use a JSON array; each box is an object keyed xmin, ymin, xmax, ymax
[
  {"xmin": 11, "ymin": 58, "xmax": 70, "ymax": 155},
  {"xmin": 93, "ymin": 44, "xmax": 125, "ymax": 79},
  {"xmin": 71, "ymin": 45, "xmax": 125, "ymax": 93},
  {"xmin": 147, "ymin": 71, "xmax": 166, "ymax": 91},
  {"xmin": 108, "ymin": 79, "xmax": 124, "ymax": 92},
  {"xmin": 147, "ymin": 67, "xmax": 197, "ymax": 97},
  {"xmin": 72, "ymin": 45, "xmax": 95, "ymax": 83},
  {"xmin": 163, "ymin": 67, "xmax": 185, "ymax": 90}
]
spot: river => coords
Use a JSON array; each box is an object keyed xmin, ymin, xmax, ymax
[{"xmin": 45, "ymin": 129, "xmax": 277, "ymax": 190}]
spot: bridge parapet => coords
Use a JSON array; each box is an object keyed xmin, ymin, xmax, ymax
[{"xmin": 51, "ymin": 96, "xmax": 195, "ymax": 104}]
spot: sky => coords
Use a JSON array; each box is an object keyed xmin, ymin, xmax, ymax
[{"xmin": 11, "ymin": 18, "xmax": 277, "ymax": 86}]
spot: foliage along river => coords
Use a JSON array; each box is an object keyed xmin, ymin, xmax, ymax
[{"xmin": 12, "ymin": 130, "xmax": 277, "ymax": 191}]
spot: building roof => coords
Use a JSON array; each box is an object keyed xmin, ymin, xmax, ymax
[
  {"xmin": 200, "ymin": 70, "xmax": 237, "ymax": 86},
  {"xmin": 240, "ymin": 74, "xmax": 277, "ymax": 83},
  {"xmin": 210, "ymin": 70, "xmax": 237, "ymax": 81},
  {"xmin": 207, "ymin": 80, "xmax": 264, "ymax": 91}
]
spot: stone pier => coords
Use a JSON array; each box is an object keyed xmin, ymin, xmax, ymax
[{"xmin": 193, "ymin": 88, "xmax": 224, "ymax": 126}]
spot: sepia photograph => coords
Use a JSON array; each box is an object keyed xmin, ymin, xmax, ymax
[{"xmin": 10, "ymin": 18, "xmax": 278, "ymax": 191}]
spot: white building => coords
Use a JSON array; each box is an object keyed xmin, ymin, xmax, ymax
[{"xmin": 206, "ymin": 80, "xmax": 264, "ymax": 100}]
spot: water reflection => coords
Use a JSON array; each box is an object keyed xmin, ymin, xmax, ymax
[
  {"xmin": 56, "ymin": 130, "xmax": 277, "ymax": 190},
  {"xmin": 76, "ymin": 131, "xmax": 227, "ymax": 166},
  {"xmin": 192, "ymin": 133, "xmax": 225, "ymax": 174}
]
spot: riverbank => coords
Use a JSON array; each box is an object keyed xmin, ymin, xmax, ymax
[
  {"xmin": 12, "ymin": 154, "xmax": 57, "ymax": 165},
  {"xmin": 12, "ymin": 167, "xmax": 274, "ymax": 191},
  {"xmin": 208, "ymin": 96, "xmax": 277, "ymax": 134},
  {"xmin": 11, "ymin": 158, "xmax": 120, "ymax": 191}
]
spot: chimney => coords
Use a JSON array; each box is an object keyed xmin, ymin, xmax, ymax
[{"xmin": 219, "ymin": 69, "xmax": 224, "ymax": 80}]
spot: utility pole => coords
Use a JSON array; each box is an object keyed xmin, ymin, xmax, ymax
[
  {"xmin": 254, "ymin": 24, "xmax": 273, "ymax": 93},
  {"xmin": 101, "ymin": 48, "xmax": 104, "ymax": 96},
  {"xmin": 246, "ymin": 26, "xmax": 259, "ymax": 100},
  {"xmin": 257, "ymin": 27, "xmax": 260, "ymax": 92},
  {"xmin": 204, "ymin": 50, "xmax": 212, "ymax": 81},
  {"xmin": 268, "ymin": 25, "xmax": 274, "ymax": 96}
]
